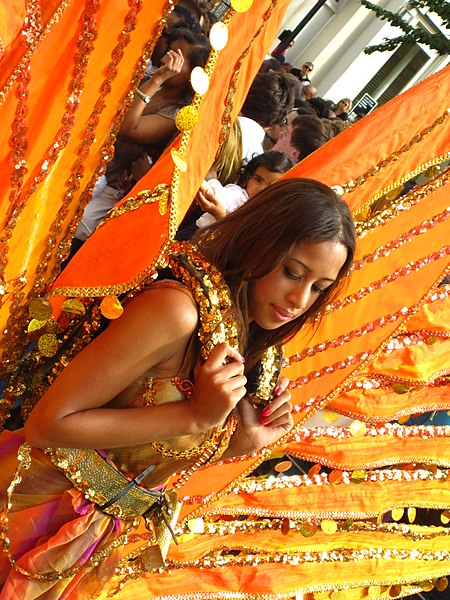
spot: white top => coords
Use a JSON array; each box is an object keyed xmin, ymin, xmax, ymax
[
  {"xmin": 196, "ymin": 179, "xmax": 249, "ymax": 228},
  {"xmin": 238, "ymin": 116, "xmax": 265, "ymax": 163}
]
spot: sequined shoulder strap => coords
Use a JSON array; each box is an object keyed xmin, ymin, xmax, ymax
[{"xmin": 164, "ymin": 241, "xmax": 282, "ymax": 406}]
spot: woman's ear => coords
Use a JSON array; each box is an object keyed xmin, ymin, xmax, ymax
[{"xmin": 292, "ymin": 148, "xmax": 301, "ymax": 162}]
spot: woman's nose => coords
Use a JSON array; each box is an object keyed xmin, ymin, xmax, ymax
[{"xmin": 288, "ymin": 283, "xmax": 310, "ymax": 310}]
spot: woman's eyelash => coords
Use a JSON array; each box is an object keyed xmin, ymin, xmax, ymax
[
  {"xmin": 312, "ymin": 284, "xmax": 326, "ymax": 295},
  {"xmin": 284, "ymin": 267, "xmax": 327, "ymax": 294},
  {"xmin": 284, "ymin": 267, "xmax": 301, "ymax": 280}
]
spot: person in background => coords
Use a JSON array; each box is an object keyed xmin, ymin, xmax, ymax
[
  {"xmin": 301, "ymin": 83, "xmax": 318, "ymax": 101},
  {"xmin": 297, "ymin": 61, "xmax": 314, "ymax": 85},
  {"xmin": 147, "ymin": 3, "xmax": 202, "ymax": 77},
  {"xmin": 74, "ymin": 28, "xmax": 211, "ymax": 245},
  {"xmin": 272, "ymin": 114, "xmax": 328, "ymax": 163},
  {"xmin": 335, "ymin": 97, "xmax": 352, "ymax": 121},
  {"xmin": 307, "ymin": 97, "xmax": 332, "ymax": 119},
  {"xmin": 238, "ymin": 71, "xmax": 295, "ymax": 161},
  {"xmin": 259, "ymin": 57, "xmax": 283, "ymax": 73}
]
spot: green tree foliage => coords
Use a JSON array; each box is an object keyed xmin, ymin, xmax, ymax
[{"xmin": 360, "ymin": 0, "xmax": 450, "ymax": 55}]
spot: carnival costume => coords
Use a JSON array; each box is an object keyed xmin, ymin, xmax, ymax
[
  {"xmin": 0, "ymin": 1, "xmax": 449, "ymax": 599},
  {"xmin": 0, "ymin": 241, "xmax": 281, "ymax": 596}
]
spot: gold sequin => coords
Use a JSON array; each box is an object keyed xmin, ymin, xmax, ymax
[
  {"xmin": 37, "ymin": 332, "xmax": 58, "ymax": 357},
  {"xmin": 175, "ymin": 105, "xmax": 199, "ymax": 131},
  {"xmin": 61, "ymin": 298, "xmax": 86, "ymax": 316},
  {"xmin": 100, "ymin": 295, "xmax": 124, "ymax": 319},
  {"xmin": 29, "ymin": 296, "xmax": 53, "ymax": 320}
]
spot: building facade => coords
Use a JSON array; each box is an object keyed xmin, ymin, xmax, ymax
[{"xmin": 274, "ymin": 0, "xmax": 450, "ymax": 114}]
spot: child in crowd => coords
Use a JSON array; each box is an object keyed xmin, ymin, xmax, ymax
[{"xmin": 195, "ymin": 150, "xmax": 294, "ymax": 228}]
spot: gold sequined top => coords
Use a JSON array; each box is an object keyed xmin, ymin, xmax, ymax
[{"xmin": 102, "ymin": 280, "xmax": 222, "ymax": 489}]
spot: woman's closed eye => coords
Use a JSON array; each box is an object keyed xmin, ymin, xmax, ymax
[
  {"xmin": 284, "ymin": 266, "xmax": 302, "ymax": 281},
  {"xmin": 312, "ymin": 283, "xmax": 327, "ymax": 295},
  {"xmin": 284, "ymin": 267, "xmax": 327, "ymax": 295}
]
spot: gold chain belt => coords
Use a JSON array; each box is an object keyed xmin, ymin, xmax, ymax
[{"xmin": 45, "ymin": 447, "xmax": 179, "ymax": 523}]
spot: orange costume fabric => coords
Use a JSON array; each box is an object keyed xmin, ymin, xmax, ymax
[{"xmin": 0, "ymin": 1, "xmax": 450, "ymax": 599}]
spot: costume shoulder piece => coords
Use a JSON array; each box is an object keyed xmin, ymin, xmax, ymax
[{"xmin": 163, "ymin": 241, "xmax": 283, "ymax": 406}]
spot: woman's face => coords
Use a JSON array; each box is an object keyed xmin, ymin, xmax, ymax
[
  {"xmin": 338, "ymin": 99, "xmax": 350, "ymax": 112},
  {"xmin": 245, "ymin": 166, "xmax": 283, "ymax": 198},
  {"xmin": 163, "ymin": 39, "xmax": 194, "ymax": 87},
  {"xmin": 248, "ymin": 240, "xmax": 347, "ymax": 330}
]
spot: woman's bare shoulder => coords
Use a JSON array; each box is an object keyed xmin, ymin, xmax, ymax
[{"xmin": 123, "ymin": 282, "xmax": 199, "ymax": 340}]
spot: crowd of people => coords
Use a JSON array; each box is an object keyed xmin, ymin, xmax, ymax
[{"xmin": 72, "ymin": 0, "xmax": 357, "ymax": 252}]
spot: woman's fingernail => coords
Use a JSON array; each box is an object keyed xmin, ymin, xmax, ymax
[
  {"xmin": 259, "ymin": 417, "xmax": 269, "ymax": 425},
  {"xmin": 262, "ymin": 407, "xmax": 271, "ymax": 417},
  {"xmin": 275, "ymin": 387, "xmax": 283, "ymax": 397}
]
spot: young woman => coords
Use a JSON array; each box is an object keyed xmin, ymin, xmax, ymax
[
  {"xmin": 0, "ymin": 178, "xmax": 355, "ymax": 596},
  {"xmin": 75, "ymin": 28, "xmax": 211, "ymax": 243}
]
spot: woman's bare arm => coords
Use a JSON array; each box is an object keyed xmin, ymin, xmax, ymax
[
  {"xmin": 119, "ymin": 49, "xmax": 184, "ymax": 145},
  {"xmin": 24, "ymin": 286, "xmax": 246, "ymax": 449}
]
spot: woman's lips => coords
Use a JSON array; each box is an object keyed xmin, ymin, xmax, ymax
[{"xmin": 271, "ymin": 304, "xmax": 295, "ymax": 322}]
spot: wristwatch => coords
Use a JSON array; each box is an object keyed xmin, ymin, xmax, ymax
[{"xmin": 135, "ymin": 88, "xmax": 151, "ymax": 104}]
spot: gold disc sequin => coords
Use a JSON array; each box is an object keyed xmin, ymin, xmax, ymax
[
  {"xmin": 27, "ymin": 318, "xmax": 49, "ymax": 335},
  {"xmin": 350, "ymin": 469, "xmax": 367, "ymax": 484},
  {"xmin": 321, "ymin": 519, "xmax": 338, "ymax": 534},
  {"xmin": 436, "ymin": 577, "xmax": 449, "ymax": 592},
  {"xmin": 322, "ymin": 409, "xmax": 339, "ymax": 423},
  {"xmin": 274, "ymin": 460, "xmax": 292, "ymax": 473},
  {"xmin": 329, "ymin": 470, "xmax": 343, "ymax": 484},
  {"xmin": 281, "ymin": 518, "xmax": 290, "ymax": 535},
  {"xmin": 190, "ymin": 66, "xmax": 209, "ymax": 95},
  {"xmin": 171, "ymin": 148, "xmax": 188, "ymax": 172},
  {"xmin": 349, "ymin": 419, "xmax": 367, "ymax": 437},
  {"xmin": 407, "ymin": 507, "xmax": 416, "ymax": 523},
  {"xmin": 209, "ymin": 21, "xmax": 228, "ymax": 51},
  {"xmin": 29, "ymin": 297, "xmax": 53, "ymax": 320},
  {"xmin": 391, "ymin": 508, "xmax": 404, "ymax": 521},
  {"xmin": 397, "ymin": 414, "xmax": 410, "ymax": 424},
  {"xmin": 440, "ymin": 510, "xmax": 450, "ymax": 525},
  {"xmin": 187, "ymin": 518, "xmax": 204, "ymax": 534},
  {"xmin": 299, "ymin": 522, "xmax": 317, "ymax": 537},
  {"xmin": 308, "ymin": 463, "xmax": 321, "ymax": 477},
  {"xmin": 419, "ymin": 581, "xmax": 434, "ymax": 592},
  {"xmin": 175, "ymin": 105, "xmax": 199, "ymax": 131},
  {"xmin": 230, "ymin": 0, "xmax": 253, "ymax": 11},
  {"xmin": 61, "ymin": 298, "xmax": 86, "ymax": 316},
  {"xmin": 393, "ymin": 383, "xmax": 410, "ymax": 394},
  {"xmin": 100, "ymin": 295, "xmax": 124, "ymax": 320},
  {"xmin": 389, "ymin": 584, "xmax": 402, "ymax": 597},
  {"xmin": 38, "ymin": 333, "xmax": 58, "ymax": 357}
]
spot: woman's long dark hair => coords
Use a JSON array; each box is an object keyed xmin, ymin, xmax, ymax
[{"xmin": 194, "ymin": 178, "xmax": 356, "ymax": 369}]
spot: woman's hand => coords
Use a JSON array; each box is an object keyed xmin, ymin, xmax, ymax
[
  {"xmin": 188, "ymin": 342, "xmax": 247, "ymax": 432},
  {"xmin": 153, "ymin": 48, "xmax": 185, "ymax": 85},
  {"xmin": 196, "ymin": 181, "xmax": 226, "ymax": 220},
  {"xmin": 222, "ymin": 377, "xmax": 294, "ymax": 458}
]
